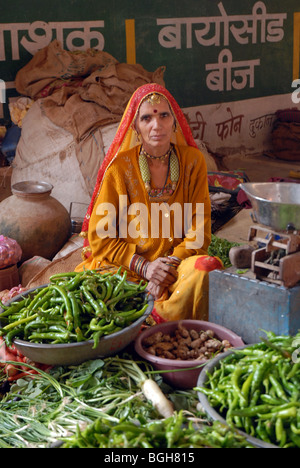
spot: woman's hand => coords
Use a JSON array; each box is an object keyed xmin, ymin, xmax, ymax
[
  {"xmin": 145, "ymin": 257, "xmax": 178, "ymax": 287},
  {"xmin": 146, "ymin": 280, "xmax": 167, "ymax": 300}
]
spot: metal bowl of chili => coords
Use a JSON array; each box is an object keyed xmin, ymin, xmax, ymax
[
  {"xmin": 197, "ymin": 348, "xmax": 278, "ymax": 449},
  {"xmin": 0, "ymin": 282, "xmax": 153, "ymax": 366}
]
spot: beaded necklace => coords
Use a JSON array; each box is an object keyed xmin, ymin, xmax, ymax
[
  {"xmin": 140, "ymin": 145, "xmax": 171, "ymax": 162},
  {"xmin": 139, "ymin": 145, "xmax": 180, "ymax": 198}
]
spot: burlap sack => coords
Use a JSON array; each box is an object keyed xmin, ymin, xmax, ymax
[
  {"xmin": 15, "ymin": 40, "xmax": 118, "ymax": 98},
  {"xmin": 270, "ymin": 121, "xmax": 300, "ymax": 161},
  {"xmin": 25, "ymin": 247, "xmax": 83, "ymax": 289},
  {"xmin": 15, "ymin": 40, "xmax": 166, "ymax": 141}
]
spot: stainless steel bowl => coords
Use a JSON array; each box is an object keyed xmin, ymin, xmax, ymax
[
  {"xmin": 1, "ymin": 286, "xmax": 153, "ymax": 366},
  {"xmin": 240, "ymin": 182, "xmax": 300, "ymax": 231}
]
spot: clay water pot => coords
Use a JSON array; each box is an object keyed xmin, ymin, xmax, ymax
[{"xmin": 0, "ymin": 181, "xmax": 72, "ymax": 262}]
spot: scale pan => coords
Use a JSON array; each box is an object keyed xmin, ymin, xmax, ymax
[{"xmin": 239, "ymin": 182, "xmax": 300, "ymax": 231}]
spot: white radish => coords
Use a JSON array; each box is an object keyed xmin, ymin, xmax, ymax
[
  {"xmin": 112, "ymin": 357, "xmax": 175, "ymax": 419},
  {"xmin": 141, "ymin": 378, "xmax": 174, "ymax": 418}
]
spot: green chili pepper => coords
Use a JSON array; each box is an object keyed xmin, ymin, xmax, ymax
[
  {"xmin": 49, "ymin": 272, "xmax": 78, "ymax": 282},
  {"xmin": 103, "ymin": 279, "xmax": 114, "ymax": 302},
  {"xmin": 275, "ymin": 417, "xmax": 286, "ymax": 446},
  {"xmin": 287, "ymin": 361, "xmax": 300, "ymax": 380},
  {"xmin": 250, "ymin": 359, "xmax": 270, "ymax": 397},
  {"xmin": 166, "ymin": 411, "xmax": 184, "ymax": 448},
  {"xmin": 29, "ymin": 331, "xmax": 70, "ymax": 343},
  {"xmin": 50, "ymin": 284, "xmax": 73, "ymax": 331},
  {"xmin": 256, "ymin": 420, "xmax": 271, "ymax": 443},
  {"xmin": 123, "ymin": 304, "xmax": 148, "ymax": 325},
  {"xmin": 89, "ymin": 317, "xmax": 107, "ymax": 331},
  {"xmin": 112, "ymin": 270, "xmax": 127, "ymax": 296},
  {"xmin": 231, "ymin": 404, "xmax": 272, "ymax": 418},
  {"xmin": 26, "ymin": 287, "xmax": 51, "ymax": 310},
  {"xmin": 260, "ymin": 394, "xmax": 285, "ymax": 406},
  {"xmin": 80, "ymin": 287, "xmax": 107, "ymax": 317},
  {"xmin": 5, "ymin": 327, "xmax": 23, "ymax": 347},
  {"xmin": 0, "ymin": 298, "xmax": 27, "ymax": 316},
  {"xmin": 289, "ymin": 430, "xmax": 300, "ymax": 448},
  {"xmin": 241, "ymin": 371, "xmax": 254, "ymax": 405},
  {"xmin": 68, "ymin": 291, "xmax": 81, "ymax": 331},
  {"xmin": 269, "ymin": 374, "xmax": 288, "ymax": 402},
  {"xmin": 2, "ymin": 312, "xmax": 38, "ymax": 332},
  {"xmin": 114, "ymin": 315, "xmax": 126, "ymax": 327},
  {"xmin": 231, "ymin": 365, "xmax": 247, "ymax": 408},
  {"xmin": 291, "ymin": 423, "xmax": 300, "ymax": 435},
  {"xmin": 258, "ymin": 406, "xmax": 297, "ymax": 420},
  {"xmin": 91, "ymin": 330, "xmax": 104, "ymax": 349}
]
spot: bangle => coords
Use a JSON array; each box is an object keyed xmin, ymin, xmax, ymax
[
  {"xmin": 166, "ymin": 256, "xmax": 181, "ymax": 269},
  {"xmin": 129, "ymin": 254, "xmax": 149, "ymax": 279}
]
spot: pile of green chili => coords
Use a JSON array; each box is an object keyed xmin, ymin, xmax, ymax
[
  {"xmin": 0, "ymin": 269, "xmax": 148, "ymax": 348},
  {"xmin": 0, "ymin": 356, "xmax": 251, "ymax": 448},
  {"xmin": 196, "ymin": 331, "xmax": 300, "ymax": 448},
  {"xmin": 62, "ymin": 410, "xmax": 251, "ymax": 449}
]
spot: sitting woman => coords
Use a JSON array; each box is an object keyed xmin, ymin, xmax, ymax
[{"xmin": 76, "ymin": 83, "xmax": 222, "ymax": 322}]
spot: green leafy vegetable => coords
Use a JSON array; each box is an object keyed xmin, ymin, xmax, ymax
[{"xmin": 208, "ymin": 234, "xmax": 239, "ymax": 268}]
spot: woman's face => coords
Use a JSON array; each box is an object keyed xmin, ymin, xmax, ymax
[{"xmin": 135, "ymin": 98, "xmax": 175, "ymax": 155}]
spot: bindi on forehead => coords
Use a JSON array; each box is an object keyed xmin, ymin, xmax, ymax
[{"xmin": 137, "ymin": 100, "xmax": 173, "ymax": 123}]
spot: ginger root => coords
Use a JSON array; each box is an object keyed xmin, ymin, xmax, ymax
[{"xmin": 142, "ymin": 322, "xmax": 233, "ymax": 361}]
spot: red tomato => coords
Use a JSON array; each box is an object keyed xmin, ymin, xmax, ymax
[{"xmin": 194, "ymin": 256, "xmax": 223, "ymax": 272}]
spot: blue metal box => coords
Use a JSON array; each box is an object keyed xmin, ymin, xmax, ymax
[{"xmin": 209, "ymin": 269, "xmax": 300, "ymax": 344}]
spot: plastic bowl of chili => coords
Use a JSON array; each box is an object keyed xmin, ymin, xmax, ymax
[{"xmin": 0, "ymin": 286, "xmax": 153, "ymax": 366}]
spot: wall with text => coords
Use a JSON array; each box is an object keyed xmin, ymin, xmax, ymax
[{"xmin": 0, "ymin": 0, "xmax": 300, "ymax": 155}]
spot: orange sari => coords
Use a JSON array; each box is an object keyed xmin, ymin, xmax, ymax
[{"xmin": 76, "ymin": 83, "xmax": 223, "ymax": 322}]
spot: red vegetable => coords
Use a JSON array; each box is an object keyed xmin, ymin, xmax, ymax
[
  {"xmin": 194, "ymin": 256, "xmax": 223, "ymax": 272},
  {"xmin": 0, "ymin": 236, "xmax": 22, "ymax": 269}
]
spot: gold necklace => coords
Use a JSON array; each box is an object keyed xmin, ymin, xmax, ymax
[
  {"xmin": 140, "ymin": 146, "xmax": 171, "ymax": 162},
  {"xmin": 139, "ymin": 145, "xmax": 180, "ymax": 197}
]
